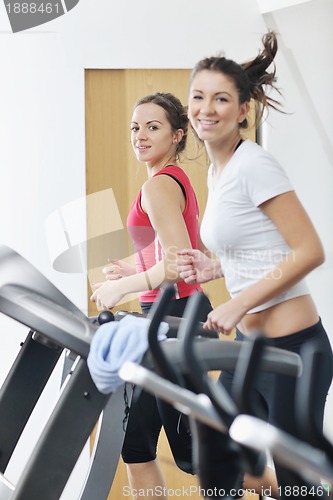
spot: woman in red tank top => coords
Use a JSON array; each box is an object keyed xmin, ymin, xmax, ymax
[
  {"xmin": 90, "ymin": 92, "xmax": 212, "ymax": 499},
  {"xmin": 90, "ymin": 92, "xmax": 208, "ymax": 312}
]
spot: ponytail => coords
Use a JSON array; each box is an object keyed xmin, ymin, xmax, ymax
[
  {"xmin": 190, "ymin": 31, "xmax": 283, "ymax": 128},
  {"xmin": 241, "ymin": 31, "xmax": 283, "ymax": 123}
]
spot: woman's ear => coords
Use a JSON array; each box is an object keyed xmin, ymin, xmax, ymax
[
  {"xmin": 238, "ymin": 101, "xmax": 250, "ymax": 124},
  {"xmin": 173, "ymin": 128, "xmax": 184, "ymax": 144}
]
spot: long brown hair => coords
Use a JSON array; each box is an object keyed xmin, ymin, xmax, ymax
[{"xmin": 190, "ymin": 31, "xmax": 282, "ymax": 128}]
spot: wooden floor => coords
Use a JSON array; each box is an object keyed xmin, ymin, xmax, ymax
[
  {"xmin": 104, "ymin": 368, "xmax": 259, "ymax": 499},
  {"xmin": 107, "ymin": 428, "xmax": 259, "ymax": 499}
]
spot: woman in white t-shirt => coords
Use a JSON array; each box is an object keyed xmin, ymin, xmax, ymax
[{"xmin": 177, "ymin": 31, "xmax": 333, "ymax": 499}]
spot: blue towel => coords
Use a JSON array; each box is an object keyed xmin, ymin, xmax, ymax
[{"xmin": 87, "ymin": 315, "xmax": 169, "ymax": 394}]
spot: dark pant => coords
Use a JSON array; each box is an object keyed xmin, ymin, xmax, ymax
[
  {"xmin": 121, "ymin": 293, "xmax": 213, "ymax": 472},
  {"xmin": 220, "ymin": 320, "xmax": 333, "ymax": 500}
]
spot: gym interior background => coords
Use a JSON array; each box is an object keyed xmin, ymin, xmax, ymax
[{"xmin": 0, "ymin": 0, "xmax": 332, "ymax": 498}]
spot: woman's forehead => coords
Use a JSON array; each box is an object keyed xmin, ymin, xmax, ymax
[
  {"xmin": 190, "ymin": 70, "xmax": 237, "ymax": 92},
  {"xmin": 131, "ymin": 102, "xmax": 168, "ymax": 123}
]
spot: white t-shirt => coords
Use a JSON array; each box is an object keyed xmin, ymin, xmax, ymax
[{"xmin": 200, "ymin": 139, "xmax": 309, "ymax": 313}]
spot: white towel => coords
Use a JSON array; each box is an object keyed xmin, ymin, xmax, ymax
[{"xmin": 87, "ymin": 314, "xmax": 168, "ymax": 394}]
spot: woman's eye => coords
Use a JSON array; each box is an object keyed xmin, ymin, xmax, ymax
[
  {"xmin": 217, "ymin": 97, "xmax": 227, "ymax": 102},
  {"xmin": 131, "ymin": 127, "xmax": 139, "ymax": 132},
  {"xmin": 149, "ymin": 125, "xmax": 158, "ymax": 131},
  {"xmin": 192, "ymin": 95, "xmax": 203, "ymax": 100}
]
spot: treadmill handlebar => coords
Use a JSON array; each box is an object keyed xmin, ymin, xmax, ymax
[
  {"xmin": 114, "ymin": 309, "xmax": 218, "ymax": 339},
  {"xmin": 0, "ymin": 283, "xmax": 97, "ymax": 358},
  {"xmin": 0, "ymin": 246, "xmax": 302, "ymax": 378}
]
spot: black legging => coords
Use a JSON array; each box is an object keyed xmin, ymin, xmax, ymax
[
  {"xmin": 121, "ymin": 293, "xmax": 213, "ymax": 472},
  {"xmin": 220, "ymin": 320, "xmax": 333, "ymax": 500}
]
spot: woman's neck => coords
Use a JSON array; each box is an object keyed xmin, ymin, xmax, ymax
[
  {"xmin": 206, "ymin": 135, "xmax": 243, "ymax": 172},
  {"xmin": 146, "ymin": 156, "xmax": 177, "ymax": 178}
]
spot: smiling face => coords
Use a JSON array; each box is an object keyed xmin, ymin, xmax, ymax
[
  {"xmin": 188, "ymin": 70, "xmax": 249, "ymax": 145},
  {"xmin": 131, "ymin": 102, "xmax": 181, "ymax": 171}
]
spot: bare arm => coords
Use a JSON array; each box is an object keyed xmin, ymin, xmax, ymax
[
  {"xmin": 176, "ymin": 227, "xmax": 223, "ymax": 284},
  {"xmin": 237, "ymin": 191, "xmax": 324, "ymax": 310},
  {"xmin": 177, "ymin": 248, "xmax": 223, "ymax": 283},
  {"xmin": 90, "ymin": 174, "xmax": 192, "ymax": 309},
  {"xmin": 103, "ymin": 259, "xmax": 136, "ymax": 280},
  {"xmin": 205, "ymin": 191, "xmax": 324, "ymax": 333}
]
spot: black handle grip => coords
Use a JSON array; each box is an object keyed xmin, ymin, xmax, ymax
[
  {"xmin": 231, "ymin": 333, "xmax": 265, "ymax": 416},
  {"xmin": 97, "ymin": 310, "xmax": 115, "ymax": 325},
  {"xmin": 179, "ymin": 293, "xmax": 237, "ymax": 425},
  {"xmin": 147, "ymin": 285, "xmax": 183, "ymax": 385},
  {"xmin": 178, "ymin": 292, "xmax": 212, "ymax": 392}
]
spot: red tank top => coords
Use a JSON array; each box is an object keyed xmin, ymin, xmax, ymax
[{"xmin": 127, "ymin": 165, "xmax": 202, "ymax": 302}]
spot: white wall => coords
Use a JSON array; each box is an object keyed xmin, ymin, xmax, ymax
[
  {"xmin": 0, "ymin": 0, "xmax": 332, "ymax": 496},
  {"xmin": 261, "ymin": 0, "xmax": 333, "ymax": 437}
]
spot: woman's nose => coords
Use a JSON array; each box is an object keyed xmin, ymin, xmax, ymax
[
  {"xmin": 200, "ymin": 99, "xmax": 215, "ymax": 114},
  {"xmin": 136, "ymin": 129, "xmax": 148, "ymax": 141}
]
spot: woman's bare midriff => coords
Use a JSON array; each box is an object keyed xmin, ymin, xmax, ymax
[{"xmin": 238, "ymin": 294, "xmax": 319, "ymax": 338}]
